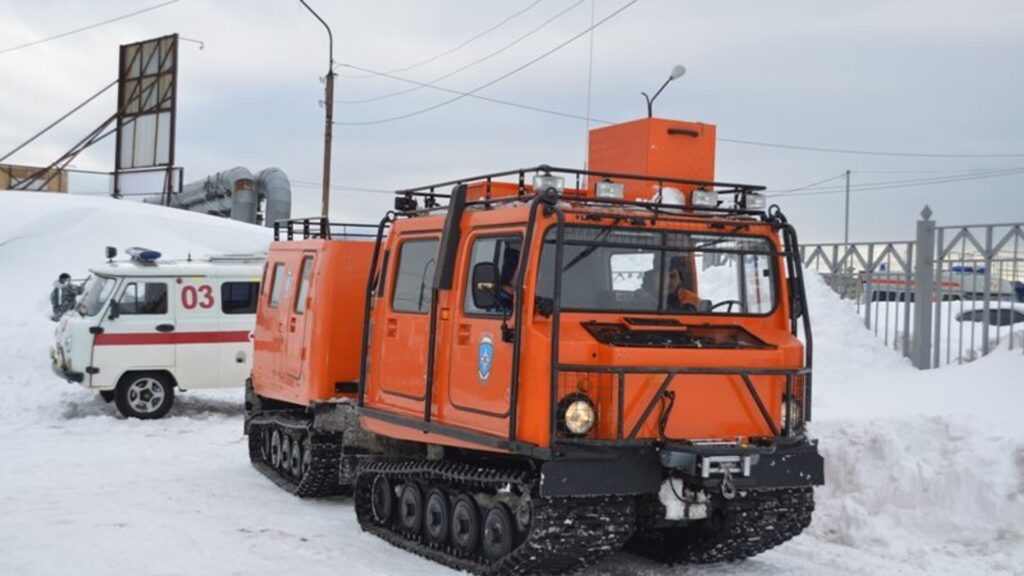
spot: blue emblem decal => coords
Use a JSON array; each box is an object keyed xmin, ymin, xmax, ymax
[{"xmin": 478, "ymin": 333, "xmax": 494, "ymax": 382}]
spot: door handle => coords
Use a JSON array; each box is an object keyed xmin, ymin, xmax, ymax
[
  {"xmin": 156, "ymin": 324, "xmax": 175, "ymax": 332},
  {"xmin": 457, "ymin": 324, "xmax": 470, "ymax": 344},
  {"xmin": 386, "ymin": 318, "xmax": 398, "ymax": 337}
]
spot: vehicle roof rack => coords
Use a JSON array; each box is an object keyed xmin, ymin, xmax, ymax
[
  {"xmin": 390, "ymin": 165, "xmax": 768, "ymax": 217},
  {"xmin": 273, "ymin": 217, "xmax": 379, "ymax": 241}
]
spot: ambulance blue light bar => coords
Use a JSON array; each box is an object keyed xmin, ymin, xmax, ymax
[{"xmin": 126, "ymin": 247, "xmax": 162, "ymax": 264}]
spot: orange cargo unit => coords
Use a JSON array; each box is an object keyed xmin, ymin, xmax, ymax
[{"xmin": 245, "ymin": 219, "xmax": 376, "ymax": 495}]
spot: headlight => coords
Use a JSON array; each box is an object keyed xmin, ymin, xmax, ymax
[
  {"xmin": 559, "ymin": 394, "xmax": 596, "ymax": 436},
  {"xmin": 780, "ymin": 396, "xmax": 803, "ymax": 432}
]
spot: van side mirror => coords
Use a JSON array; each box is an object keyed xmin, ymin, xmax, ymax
[
  {"xmin": 471, "ymin": 262, "xmax": 500, "ymax": 310},
  {"xmin": 109, "ymin": 300, "xmax": 120, "ymax": 320}
]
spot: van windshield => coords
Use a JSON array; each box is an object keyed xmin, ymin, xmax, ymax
[
  {"xmin": 536, "ymin": 226, "xmax": 778, "ymax": 315},
  {"xmin": 77, "ymin": 275, "xmax": 116, "ymax": 317}
]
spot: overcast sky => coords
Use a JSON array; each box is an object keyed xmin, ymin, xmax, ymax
[{"xmin": 2, "ymin": 0, "xmax": 1023, "ymax": 243}]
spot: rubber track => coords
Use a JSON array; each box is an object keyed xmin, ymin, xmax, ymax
[
  {"xmin": 248, "ymin": 413, "xmax": 347, "ymax": 498},
  {"xmin": 355, "ymin": 459, "xmax": 636, "ymax": 576},
  {"xmin": 625, "ymin": 487, "xmax": 814, "ymax": 564}
]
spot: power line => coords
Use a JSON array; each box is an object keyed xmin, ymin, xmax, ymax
[
  {"xmin": 777, "ymin": 166, "xmax": 1024, "ymax": 198},
  {"xmin": 338, "ymin": 0, "xmax": 584, "ymax": 104},
  {"xmin": 333, "ymin": 0, "xmax": 638, "ymax": 127},
  {"xmin": 337, "ymin": 63, "xmax": 609, "ymax": 123},
  {"xmin": 291, "ymin": 180, "xmax": 392, "ymax": 195},
  {"xmin": 719, "ymin": 136, "xmax": 1024, "ymax": 159},
  {"xmin": 770, "ymin": 172, "xmax": 848, "ymax": 196},
  {"xmin": 336, "ymin": 0, "xmax": 545, "ymax": 79},
  {"xmin": 0, "ymin": 0, "xmax": 179, "ymax": 56}
]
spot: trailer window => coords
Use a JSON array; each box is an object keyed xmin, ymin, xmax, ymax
[
  {"xmin": 294, "ymin": 256, "xmax": 314, "ymax": 314},
  {"xmin": 537, "ymin": 227, "xmax": 777, "ymax": 315},
  {"xmin": 118, "ymin": 282, "xmax": 168, "ymax": 315},
  {"xmin": 222, "ymin": 282, "xmax": 259, "ymax": 314},
  {"xmin": 392, "ymin": 239, "xmax": 439, "ymax": 314},
  {"xmin": 464, "ymin": 235, "xmax": 522, "ymax": 315},
  {"xmin": 268, "ymin": 263, "xmax": 285, "ymax": 308}
]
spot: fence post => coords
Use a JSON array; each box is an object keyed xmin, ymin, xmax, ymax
[{"xmin": 912, "ymin": 206, "xmax": 936, "ymax": 369}]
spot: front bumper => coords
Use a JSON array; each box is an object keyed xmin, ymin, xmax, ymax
[
  {"xmin": 660, "ymin": 439, "xmax": 824, "ymax": 490},
  {"xmin": 50, "ymin": 347, "xmax": 84, "ymax": 383}
]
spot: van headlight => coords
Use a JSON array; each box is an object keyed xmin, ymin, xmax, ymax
[{"xmin": 558, "ymin": 394, "xmax": 596, "ymax": 436}]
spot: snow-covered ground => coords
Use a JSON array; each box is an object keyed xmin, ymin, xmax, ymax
[{"xmin": 0, "ymin": 192, "xmax": 1022, "ymax": 576}]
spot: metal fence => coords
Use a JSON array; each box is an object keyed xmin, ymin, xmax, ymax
[{"xmin": 802, "ymin": 207, "xmax": 1024, "ymax": 369}]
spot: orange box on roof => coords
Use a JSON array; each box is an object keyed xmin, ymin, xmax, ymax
[{"xmin": 587, "ymin": 118, "xmax": 716, "ymax": 201}]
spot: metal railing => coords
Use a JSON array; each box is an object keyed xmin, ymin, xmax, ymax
[{"xmin": 802, "ymin": 208, "xmax": 1024, "ymax": 368}]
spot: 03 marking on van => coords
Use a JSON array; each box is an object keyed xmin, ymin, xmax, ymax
[{"xmin": 180, "ymin": 284, "xmax": 214, "ymax": 310}]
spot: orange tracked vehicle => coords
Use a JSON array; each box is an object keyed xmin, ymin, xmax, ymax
[{"xmin": 245, "ymin": 118, "xmax": 823, "ymax": 573}]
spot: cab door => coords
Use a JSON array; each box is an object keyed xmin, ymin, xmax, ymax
[
  {"xmin": 374, "ymin": 236, "xmax": 439, "ymax": 404},
  {"xmin": 286, "ymin": 253, "xmax": 316, "ymax": 380},
  {"xmin": 91, "ymin": 277, "xmax": 175, "ymax": 388},
  {"xmin": 447, "ymin": 233, "xmax": 521, "ymax": 418}
]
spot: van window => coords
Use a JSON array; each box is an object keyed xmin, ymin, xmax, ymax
[
  {"xmin": 268, "ymin": 263, "xmax": 285, "ymax": 308},
  {"xmin": 294, "ymin": 256, "xmax": 313, "ymax": 314},
  {"xmin": 464, "ymin": 235, "xmax": 521, "ymax": 315},
  {"xmin": 119, "ymin": 282, "xmax": 168, "ymax": 315},
  {"xmin": 222, "ymin": 282, "xmax": 259, "ymax": 314},
  {"xmin": 392, "ymin": 239, "xmax": 439, "ymax": 314}
]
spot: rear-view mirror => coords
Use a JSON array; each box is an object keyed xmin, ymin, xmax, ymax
[
  {"xmin": 108, "ymin": 300, "xmax": 120, "ymax": 320},
  {"xmin": 471, "ymin": 262, "xmax": 500, "ymax": 310}
]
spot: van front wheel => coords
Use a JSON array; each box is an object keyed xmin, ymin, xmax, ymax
[{"xmin": 115, "ymin": 372, "xmax": 175, "ymax": 419}]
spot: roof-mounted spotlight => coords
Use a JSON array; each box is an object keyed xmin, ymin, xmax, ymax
[{"xmin": 642, "ymin": 64, "xmax": 686, "ymax": 118}]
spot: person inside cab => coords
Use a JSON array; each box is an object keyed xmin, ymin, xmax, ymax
[
  {"xmin": 666, "ymin": 256, "xmax": 700, "ymax": 312},
  {"xmin": 496, "ymin": 241, "xmax": 521, "ymax": 311}
]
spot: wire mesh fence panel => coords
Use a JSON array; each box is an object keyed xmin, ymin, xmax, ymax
[{"xmin": 803, "ymin": 215, "xmax": 1024, "ymax": 369}]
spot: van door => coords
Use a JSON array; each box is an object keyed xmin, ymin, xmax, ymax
[
  {"xmin": 173, "ymin": 277, "xmax": 220, "ymax": 389},
  {"xmin": 375, "ymin": 236, "xmax": 439, "ymax": 403},
  {"xmin": 91, "ymin": 278, "xmax": 175, "ymax": 388},
  {"xmin": 447, "ymin": 233, "xmax": 521, "ymax": 418},
  {"xmin": 286, "ymin": 254, "xmax": 316, "ymax": 379}
]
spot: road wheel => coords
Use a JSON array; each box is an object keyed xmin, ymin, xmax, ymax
[
  {"xmin": 114, "ymin": 372, "xmax": 174, "ymax": 419},
  {"xmin": 280, "ymin": 435, "xmax": 292, "ymax": 474},
  {"xmin": 399, "ymin": 482, "xmax": 424, "ymax": 535},
  {"xmin": 289, "ymin": 439, "xmax": 303, "ymax": 478},
  {"xmin": 270, "ymin": 429, "xmax": 283, "ymax": 468},
  {"xmin": 424, "ymin": 488, "xmax": 450, "ymax": 546},
  {"xmin": 370, "ymin": 474, "xmax": 394, "ymax": 525},
  {"xmin": 482, "ymin": 503, "xmax": 515, "ymax": 561},
  {"xmin": 450, "ymin": 494, "xmax": 481, "ymax": 557}
]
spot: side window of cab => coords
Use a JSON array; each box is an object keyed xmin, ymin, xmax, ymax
[{"xmin": 391, "ymin": 239, "xmax": 440, "ymax": 314}]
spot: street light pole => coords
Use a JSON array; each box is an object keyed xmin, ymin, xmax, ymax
[
  {"xmin": 843, "ymin": 169, "xmax": 851, "ymax": 243},
  {"xmin": 299, "ymin": 0, "xmax": 334, "ymax": 218},
  {"xmin": 641, "ymin": 65, "xmax": 686, "ymax": 118}
]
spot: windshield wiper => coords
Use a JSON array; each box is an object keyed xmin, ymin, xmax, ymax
[{"xmin": 561, "ymin": 217, "xmax": 622, "ymax": 273}]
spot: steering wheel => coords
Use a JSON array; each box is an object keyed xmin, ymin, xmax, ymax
[{"xmin": 710, "ymin": 299, "xmax": 743, "ymax": 313}]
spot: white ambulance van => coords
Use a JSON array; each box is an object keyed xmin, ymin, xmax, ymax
[{"xmin": 51, "ymin": 248, "xmax": 264, "ymax": 419}]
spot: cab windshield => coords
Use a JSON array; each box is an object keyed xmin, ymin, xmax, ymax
[
  {"xmin": 77, "ymin": 274, "xmax": 117, "ymax": 317},
  {"xmin": 537, "ymin": 226, "xmax": 778, "ymax": 315}
]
